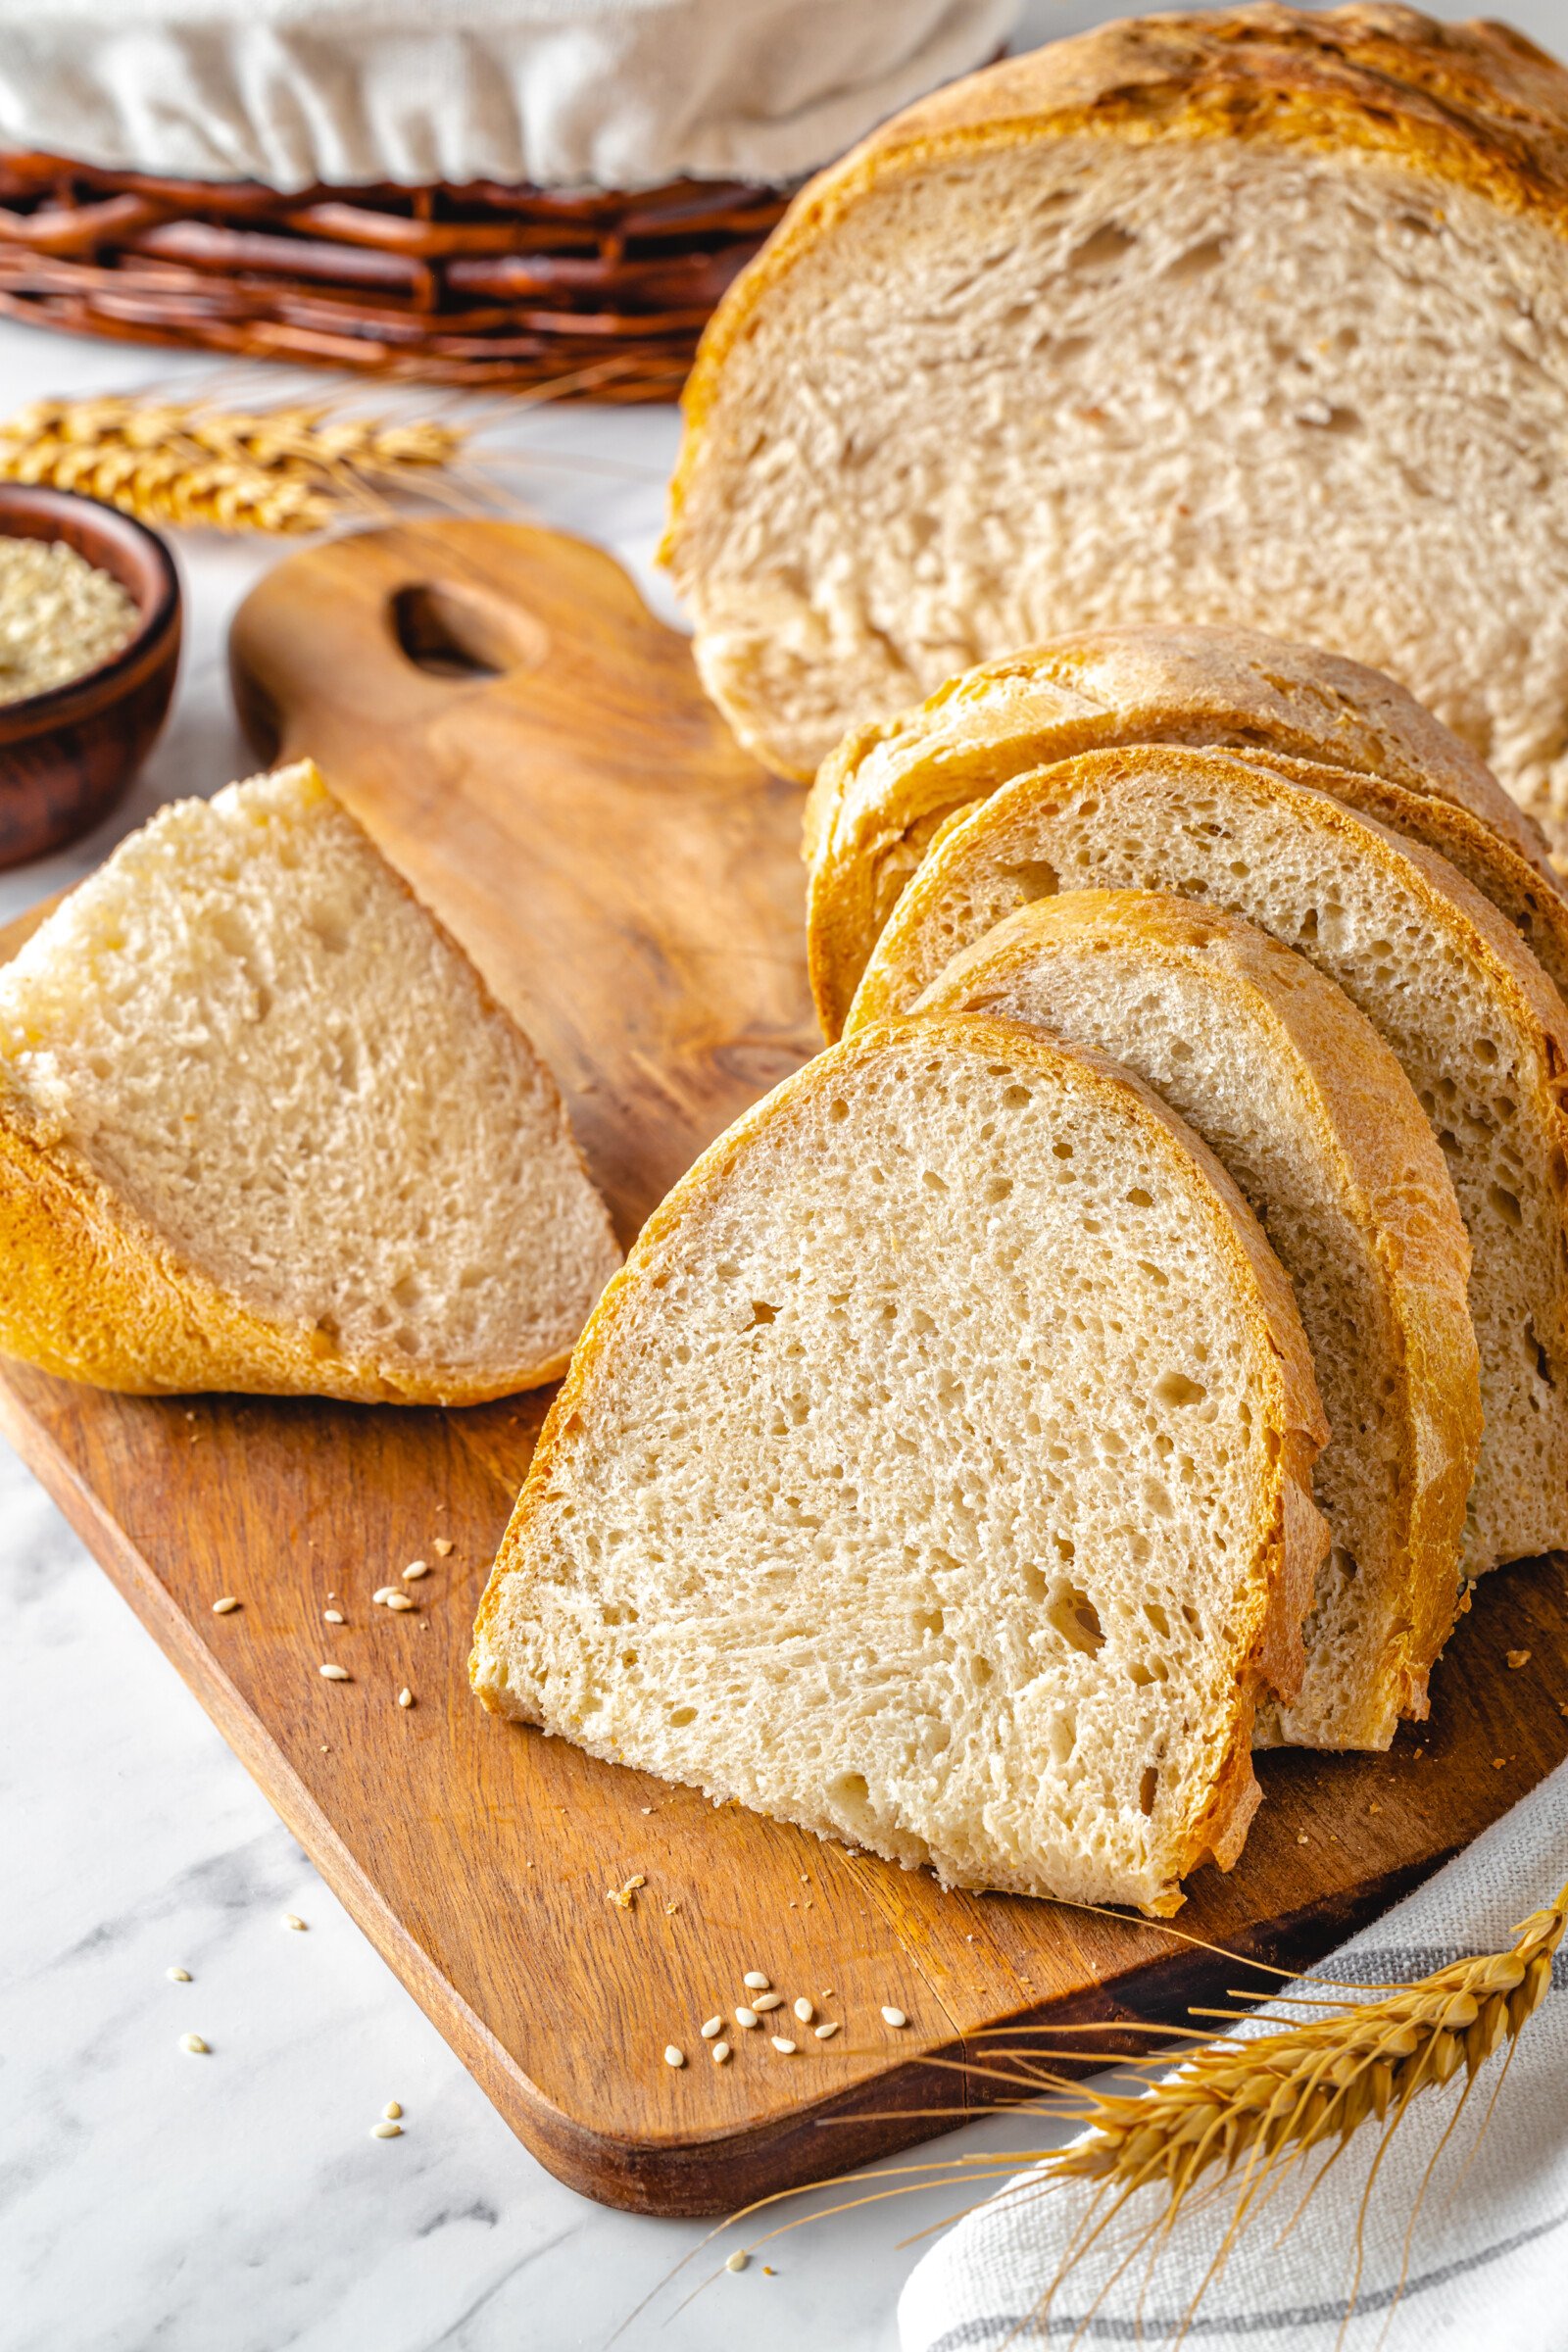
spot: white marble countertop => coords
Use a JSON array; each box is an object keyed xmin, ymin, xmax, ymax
[{"xmin": 0, "ymin": 323, "xmax": 1073, "ymax": 2352}]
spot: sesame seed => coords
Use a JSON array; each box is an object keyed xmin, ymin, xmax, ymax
[
  {"xmin": 282, "ymin": 1914, "xmax": 308, "ymax": 1932},
  {"xmin": 711, "ymin": 2040, "xmax": 731, "ymax": 2064},
  {"xmin": 881, "ymin": 2006, "xmax": 907, "ymax": 2029},
  {"xmin": 735, "ymin": 2007, "xmax": 760, "ymax": 2030},
  {"xmin": 433, "ymin": 1539, "xmax": 454, "ymax": 1556},
  {"xmin": 319, "ymin": 1663, "xmax": 351, "ymax": 1681},
  {"xmin": 813, "ymin": 2021, "xmax": 840, "ymax": 2040},
  {"xmin": 385, "ymin": 1592, "xmax": 416, "ymax": 1613},
  {"xmin": 212, "ymin": 1596, "xmax": 240, "ymax": 1615},
  {"xmin": 769, "ymin": 2036, "xmax": 797, "ymax": 2055},
  {"xmin": 167, "ymin": 1966, "xmax": 191, "ymax": 1984},
  {"xmin": 700, "ymin": 2017, "xmax": 722, "ymax": 2039},
  {"xmin": 398, "ymin": 1688, "xmax": 414, "ymax": 1708},
  {"xmin": 743, "ymin": 1971, "xmax": 770, "ymax": 1990},
  {"xmin": 403, "ymin": 1560, "xmax": 429, "ymax": 1582},
  {"xmin": 383, "ymin": 2101, "xmax": 402, "ymax": 2120},
  {"xmin": 793, "ymin": 1998, "xmax": 813, "ymax": 2025},
  {"xmin": 725, "ymin": 2249, "xmax": 749, "ymax": 2273},
  {"xmin": 370, "ymin": 2120, "xmax": 402, "ymax": 2139},
  {"xmin": 663, "ymin": 2045, "xmax": 685, "ymax": 2069},
  {"xmin": 179, "ymin": 2033, "xmax": 208, "ymax": 2055},
  {"xmin": 752, "ymin": 1992, "xmax": 783, "ymax": 2013},
  {"xmin": 323, "ymin": 1608, "xmax": 344, "ymax": 1624}
]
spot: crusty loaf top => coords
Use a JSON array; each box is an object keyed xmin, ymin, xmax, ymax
[{"xmin": 665, "ymin": 5, "xmax": 1568, "ymax": 550}]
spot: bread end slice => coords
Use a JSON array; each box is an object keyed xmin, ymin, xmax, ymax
[{"xmin": 0, "ymin": 760, "xmax": 619, "ymax": 1403}]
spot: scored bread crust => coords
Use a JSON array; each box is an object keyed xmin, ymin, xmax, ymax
[
  {"xmin": 0, "ymin": 761, "xmax": 618, "ymax": 1405},
  {"xmin": 472, "ymin": 1014, "xmax": 1329, "ymax": 1913},
  {"xmin": 805, "ymin": 626, "xmax": 1565, "ymax": 1041},
  {"xmin": 665, "ymin": 6, "xmax": 1568, "ymax": 779},
  {"xmin": 914, "ymin": 892, "xmax": 1481, "ymax": 1747}
]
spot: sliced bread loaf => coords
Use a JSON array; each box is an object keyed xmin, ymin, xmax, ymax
[
  {"xmin": 805, "ymin": 627, "xmax": 1567, "ymax": 1038},
  {"xmin": 0, "ymin": 760, "xmax": 620, "ymax": 1403},
  {"xmin": 915, "ymin": 892, "xmax": 1480, "ymax": 1749},
  {"xmin": 849, "ymin": 745, "xmax": 1568, "ymax": 1575},
  {"xmin": 471, "ymin": 1015, "xmax": 1328, "ymax": 1915},
  {"xmin": 663, "ymin": 9, "xmax": 1568, "ymax": 842}
]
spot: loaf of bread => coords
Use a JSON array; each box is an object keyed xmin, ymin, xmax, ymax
[
  {"xmin": 662, "ymin": 8, "xmax": 1568, "ymax": 845},
  {"xmin": 805, "ymin": 627, "xmax": 1568, "ymax": 1038},
  {"xmin": 0, "ymin": 760, "xmax": 620, "ymax": 1403},
  {"xmin": 849, "ymin": 744, "xmax": 1568, "ymax": 1576},
  {"xmin": 915, "ymin": 892, "xmax": 1480, "ymax": 1749},
  {"xmin": 471, "ymin": 1016, "xmax": 1329, "ymax": 1915}
]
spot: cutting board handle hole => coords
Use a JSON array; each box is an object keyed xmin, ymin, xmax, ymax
[{"xmin": 390, "ymin": 583, "xmax": 549, "ymax": 683}]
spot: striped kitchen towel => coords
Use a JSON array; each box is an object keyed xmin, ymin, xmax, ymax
[{"xmin": 900, "ymin": 1758, "xmax": 1568, "ymax": 2352}]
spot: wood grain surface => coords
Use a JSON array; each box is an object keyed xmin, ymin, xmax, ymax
[{"xmin": 3, "ymin": 518, "xmax": 1565, "ymax": 2218}]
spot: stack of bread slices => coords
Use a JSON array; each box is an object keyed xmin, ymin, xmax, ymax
[{"xmin": 473, "ymin": 622, "xmax": 1568, "ymax": 1917}]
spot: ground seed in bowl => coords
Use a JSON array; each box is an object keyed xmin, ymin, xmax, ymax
[{"xmin": 0, "ymin": 534, "xmax": 139, "ymax": 704}]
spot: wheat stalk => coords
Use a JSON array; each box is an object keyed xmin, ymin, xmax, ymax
[
  {"xmin": 0, "ymin": 394, "xmax": 474, "ymax": 534},
  {"xmin": 1052, "ymin": 1879, "xmax": 1562, "ymax": 2203},
  {"xmin": 630, "ymin": 1879, "xmax": 1566, "ymax": 2349}
]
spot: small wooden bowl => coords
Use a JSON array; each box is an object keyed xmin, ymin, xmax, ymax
[{"xmin": 0, "ymin": 486, "xmax": 180, "ymax": 866}]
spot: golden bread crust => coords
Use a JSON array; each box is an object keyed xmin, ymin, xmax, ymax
[
  {"xmin": 0, "ymin": 1100, "xmax": 574, "ymax": 1404},
  {"xmin": 805, "ymin": 627, "xmax": 1563, "ymax": 1040}
]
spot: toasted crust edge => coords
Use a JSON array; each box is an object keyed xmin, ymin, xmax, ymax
[{"xmin": 471, "ymin": 1012, "xmax": 1329, "ymax": 1914}]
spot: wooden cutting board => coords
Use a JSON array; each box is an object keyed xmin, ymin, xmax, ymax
[{"xmin": 4, "ymin": 517, "xmax": 1567, "ymax": 2221}]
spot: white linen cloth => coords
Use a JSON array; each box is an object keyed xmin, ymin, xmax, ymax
[
  {"xmin": 900, "ymin": 1759, "xmax": 1568, "ymax": 2352},
  {"xmin": 0, "ymin": 0, "xmax": 1018, "ymax": 191}
]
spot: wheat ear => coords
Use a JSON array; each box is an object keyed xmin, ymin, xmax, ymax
[
  {"xmin": 1049, "ymin": 1879, "xmax": 1563, "ymax": 2202},
  {"xmin": 0, "ymin": 395, "xmax": 474, "ymax": 534},
  {"xmin": 620, "ymin": 1879, "xmax": 1566, "ymax": 2348}
]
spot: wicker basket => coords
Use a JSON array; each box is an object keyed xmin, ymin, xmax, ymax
[{"xmin": 0, "ymin": 152, "xmax": 793, "ymax": 398}]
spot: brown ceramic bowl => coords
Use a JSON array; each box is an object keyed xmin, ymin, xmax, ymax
[{"xmin": 0, "ymin": 485, "xmax": 180, "ymax": 866}]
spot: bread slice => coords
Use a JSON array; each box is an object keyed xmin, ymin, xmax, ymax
[
  {"xmin": 915, "ymin": 892, "xmax": 1480, "ymax": 1749},
  {"xmin": 850, "ymin": 744, "xmax": 1568, "ymax": 1576},
  {"xmin": 471, "ymin": 1015, "xmax": 1328, "ymax": 1916},
  {"xmin": 662, "ymin": 9, "xmax": 1568, "ymax": 843},
  {"xmin": 0, "ymin": 760, "xmax": 619, "ymax": 1403},
  {"xmin": 805, "ymin": 626, "xmax": 1568, "ymax": 1039}
]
